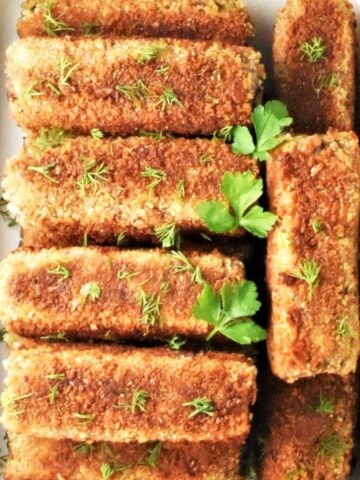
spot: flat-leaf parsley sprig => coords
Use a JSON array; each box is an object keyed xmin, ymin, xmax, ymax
[
  {"xmin": 232, "ymin": 100, "xmax": 293, "ymax": 161},
  {"xmin": 196, "ymin": 171, "xmax": 277, "ymax": 238},
  {"xmin": 192, "ymin": 280, "xmax": 266, "ymax": 345}
]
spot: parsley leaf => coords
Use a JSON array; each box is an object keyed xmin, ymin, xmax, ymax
[
  {"xmin": 196, "ymin": 171, "xmax": 277, "ymax": 238},
  {"xmin": 232, "ymin": 101, "xmax": 293, "ymax": 161},
  {"xmin": 192, "ymin": 281, "xmax": 266, "ymax": 345}
]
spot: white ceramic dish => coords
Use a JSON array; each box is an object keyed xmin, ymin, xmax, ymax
[{"xmin": 0, "ymin": 0, "xmax": 359, "ymax": 477}]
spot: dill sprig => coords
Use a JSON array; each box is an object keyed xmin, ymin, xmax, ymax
[
  {"xmin": 336, "ymin": 317, "xmax": 355, "ymax": 338},
  {"xmin": 291, "ymin": 260, "xmax": 321, "ymax": 300},
  {"xmin": 135, "ymin": 44, "xmax": 166, "ymax": 64},
  {"xmin": 139, "ymin": 290, "xmax": 161, "ymax": 326},
  {"xmin": 100, "ymin": 463, "xmax": 129, "ymax": 480},
  {"xmin": 154, "ymin": 222, "xmax": 179, "ymax": 248},
  {"xmin": 116, "ymin": 232, "xmax": 126, "ymax": 246},
  {"xmin": 115, "ymin": 80, "xmax": 149, "ymax": 105},
  {"xmin": 313, "ymin": 392, "xmax": 335, "ymax": 415},
  {"xmin": 0, "ymin": 195, "xmax": 16, "ymax": 227},
  {"xmin": 73, "ymin": 413, "xmax": 95, "ymax": 425},
  {"xmin": 167, "ymin": 335, "xmax": 186, "ymax": 350},
  {"xmin": 28, "ymin": 163, "xmax": 60, "ymax": 184},
  {"xmin": 47, "ymin": 261, "xmax": 70, "ymax": 281},
  {"xmin": 311, "ymin": 219, "xmax": 324, "ymax": 234},
  {"xmin": 157, "ymin": 87, "xmax": 183, "ymax": 111},
  {"xmin": 117, "ymin": 270, "xmax": 140, "ymax": 281},
  {"xmin": 177, "ymin": 179, "xmax": 185, "ymax": 200},
  {"xmin": 167, "ymin": 250, "xmax": 204, "ymax": 284},
  {"xmin": 317, "ymin": 434, "xmax": 347, "ymax": 459},
  {"xmin": 90, "ymin": 128, "xmax": 104, "ymax": 140},
  {"xmin": 46, "ymin": 81, "xmax": 62, "ymax": 96},
  {"xmin": 214, "ymin": 125, "xmax": 233, "ymax": 142},
  {"xmin": 139, "ymin": 131, "xmax": 164, "ymax": 141},
  {"xmin": 141, "ymin": 166, "xmax": 167, "ymax": 192},
  {"xmin": 199, "ymin": 153, "xmax": 215, "ymax": 165},
  {"xmin": 2, "ymin": 392, "xmax": 33, "ymax": 417},
  {"xmin": 59, "ymin": 54, "xmax": 79, "ymax": 86},
  {"xmin": 49, "ymin": 384, "xmax": 58, "ymax": 404},
  {"xmin": 34, "ymin": 127, "xmax": 69, "ymax": 152},
  {"xmin": 79, "ymin": 23, "xmax": 100, "ymax": 36},
  {"xmin": 23, "ymin": 82, "xmax": 43, "ymax": 100},
  {"xmin": 115, "ymin": 389, "xmax": 150, "ymax": 415},
  {"xmin": 74, "ymin": 442, "xmax": 95, "ymax": 455},
  {"xmin": 41, "ymin": 0, "xmax": 74, "ymax": 36},
  {"xmin": 300, "ymin": 37, "xmax": 327, "ymax": 63},
  {"xmin": 312, "ymin": 72, "xmax": 339, "ymax": 98},
  {"xmin": 183, "ymin": 397, "xmax": 215, "ymax": 419},
  {"xmin": 156, "ymin": 65, "xmax": 170, "ymax": 75},
  {"xmin": 40, "ymin": 331, "xmax": 68, "ymax": 342},
  {"xmin": 45, "ymin": 373, "xmax": 65, "ymax": 381},
  {"xmin": 81, "ymin": 282, "xmax": 101, "ymax": 305},
  {"xmin": 140, "ymin": 441, "xmax": 163, "ymax": 467},
  {"xmin": 76, "ymin": 157, "xmax": 111, "ymax": 193}
]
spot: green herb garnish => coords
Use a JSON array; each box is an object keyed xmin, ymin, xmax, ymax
[
  {"xmin": 81, "ymin": 282, "xmax": 101, "ymax": 304},
  {"xmin": 34, "ymin": 127, "xmax": 69, "ymax": 152},
  {"xmin": 49, "ymin": 385, "xmax": 58, "ymax": 404},
  {"xmin": 59, "ymin": 54, "xmax": 79, "ymax": 86},
  {"xmin": 317, "ymin": 434, "xmax": 347, "ymax": 459},
  {"xmin": 168, "ymin": 250, "xmax": 203, "ymax": 284},
  {"xmin": 2, "ymin": 392, "xmax": 33, "ymax": 417},
  {"xmin": 90, "ymin": 128, "xmax": 104, "ymax": 140},
  {"xmin": 47, "ymin": 261, "xmax": 70, "ymax": 281},
  {"xmin": 28, "ymin": 163, "xmax": 60, "ymax": 184},
  {"xmin": 141, "ymin": 166, "xmax": 167, "ymax": 192},
  {"xmin": 0, "ymin": 195, "xmax": 16, "ymax": 226},
  {"xmin": 291, "ymin": 260, "xmax": 321, "ymax": 300},
  {"xmin": 46, "ymin": 81, "xmax": 62, "ymax": 96},
  {"xmin": 116, "ymin": 232, "xmax": 126, "ymax": 246},
  {"xmin": 300, "ymin": 37, "xmax": 327, "ymax": 63},
  {"xmin": 154, "ymin": 222, "xmax": 179, "ymax": 248},
  {"xmin": 115, "ymin": 80, "xmax": 149, "ymax": 105},
  {"xmin": 232, "ymin": 101, "xmax": 293, "ymax": 161},
  {"xmin": 157, "ymin": 87, "xmax": 183, "ymax": 111},
  {"xmin": 74, "ymin": 442, "xmax": 95, "ymax": 455},
  {"xmin": 24, "ymin": 82, "xmax": 43, "ymax": 100},
  {"xmin": 167, "ymin": 335, "xmax": 187, "ymax": 350},
  {"xmin": 139, "ymin": 290, "xmax": 161, "ymax": 326},
  {"xmin": 73, "ymin": 413, "xmax": 95, "ymax": 425},
  {"xmin": 41, "ymin": 0, "xmax": 74, "ymax": 36},
  {"xmin": 183, "ymin": 398, "xmax": 214, "ymax": 419},
  {"xmin": 135, "ymin": 45, "xmax": 166, "ymax": 64},
  {"xmin": 313, "ymin": 392, "xmax": 335, "ymax": 415},
  {"xmin": 117, "ymin": 270, "xmax": 140, "ymax": 281},
  {"xmin": 177, "ymin": 179, "xmax": 185, "ymax": 199},
  {"xmin": 77, "ymin": 157, "xmax": 111, "ymax": 193},
  {"xmin": 45, "ymin": 373, "xmax": 65, "ymax": 381},
  {"xmin": 100, "ymin": 463, "xmax": 129, "ymax": 479},
  {"xmin": 312, "ymin": 73, "xmax": 339, "ymax": 98},
  {"xmin": 193, "ymin": 281, "xmax": 265, "ymax": 344},
  {"xmin": 156, "ymin": 65, "xmax": 170, "ymax": 75},
  {"xmin": 40, "ymin": 332, "xmax": 68, "ymax": 342},
  {"xmin": 196, "ymin": 171, "xmax": 277, "ymax": 238},
  {"xmin": 140, "ymin": 441, "xmax": 163, "ymax": 467},
  {"xmin": 311, "ymin": 219, "xmax": 324, "ymax": 234},
  {"xmin": 336, "ymin": 318, "xmax": 355, "ymax": 338},
  {"xmin": 115, "ymin": 389, "xmax": 150, "ymax": 414}
]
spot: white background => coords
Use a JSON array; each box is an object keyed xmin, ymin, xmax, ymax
[{"xmin": 0, "ymin": 0, "xmax": 360, "ymax": 477}]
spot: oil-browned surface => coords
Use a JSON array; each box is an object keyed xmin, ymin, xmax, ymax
[
  {"xmin": 266, "ymin": 131, "xmax": 360, "ymax": 382},
  {"xmin": 3, "ymin": 135, "xmax": 259, "ymax": 248},
  {"xmin": 2, "ymin": 338, "xmax": 257, "ymax": 444},
  {"xmin": 273, "ymin": 0, "xmax": 356, "ymax": 133},
  {"xmin": 6, "ymin": 37, "xmax": 265, "ymax": 135},
  {"xmin": 0, "ymin": 246, "xmax": 245, "ymax": 341},
  {"xmin": 5, "ymin": 434, "xmax": 242, "ymax": 480},
  {"xmin": 259, "ymin": 374, "xmax": 357, "ymax": 480},
  {"xmin": 18, "ymin": 0, "xmax": 253, "ymax": 45}
]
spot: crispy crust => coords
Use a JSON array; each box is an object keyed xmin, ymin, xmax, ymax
[
  {"xmin": 273, "ymin": 0, "xmax": 356, "ymax": 133},
  {"xmin": 259, "ymin": 374, "xmax": 357, "ymax": 480},
  {"xmin": 0, "ymin": 246, "xmax": 245, "ymax": 341},
  {"xmin": 266, "ymin": 131, "xmax": 360, "ymax": 382},
  {"xmin": 6, "ymin": 37, "xmax": 265, "ymax": 136},
  {"xmin": 5, "ymin": 434, "xmax": 241, "ymax": 480},
  {"xmin": 3, "ymin": 135, "xmax": 259, "ymax": 248},
  {"xmin": 18, "ymin": 0, "xmax": 253, "ymax": 45},
  {"xmin": 2, "ymin": 338, "xmax": 257, "ymax": 443}
]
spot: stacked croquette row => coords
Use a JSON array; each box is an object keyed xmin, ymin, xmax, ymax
[{"xmin": 1, "ymin": 0, "xmax": 359, "ymax": 479}]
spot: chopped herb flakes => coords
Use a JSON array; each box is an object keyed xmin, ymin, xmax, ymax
[
  {"xmin": 90, "ymin": 128, "xmax": 104, "ymax": 140},
  {"xmin": 291, "ymin": 260, "xmax": 321, "ymax": 300},
  {"xmin": 177, "ymin": 179, "xmax": 186, "ymax": 199},
  {"xmin": 311, "ymin": 219, "xmax": 324, "ymax": 234},
  {"xmin": 300, "ymin": 37, "xmax": 327, "ymax": 63},
  {"xmin": 116, "ymin": 232, "xmax": 126, "ymax": 246},
  {"xmin": 196, "ymin": 171, "xmax": 277, "ymax": 238},
  {"xmin": 59, "ymin": 54, "xmax": 79, "ymax": 86},
  {"xmin": 140, "ymin": 442, "xmax": 163, "ymax": 467},
  {"xmin": 232, "ymin": 100, "xmax": 293, "ymax": 161},
  {"xmin": 139, "ymin": 290, "xmax": 161, "ymax": 326},
  {"xmin": 336, "ymin": 317, "xmax": 355, "ymax": 338},
  {"xmin": 317, "ymin": 434, "xmax": 347, "ymax": 459},
  {"xmin": 193, "ymin": 281, "xmax": 265, "ymax": 345},
  {"xmin": 81, "ymin": 282, "xmax": 101, "ymax": 305},
  {"xmin": 135, "ymin": 45, "xmax": 166, "ymax": 64},
  {"xmin": 115, "ymin": 80, "xmax": 149, "ymax": 105},
  {"xmin": 49, "ymin": 384, "xmax": 58, "ymax": 404},
  {"xmin": 313, "ymin": 392, "xmax": 335, "ymax": 415},
  {"xmin": 100, "ymin": 463, "xmax": 128, "ymax": 479},
  {"xmin": 183, "ymin": 398, "xmax": 214, "ymax": 419},
  {"xmin": 168, "ymin": 250, "xmax": 204, "ymax": 284},
  {"xmin": 157, "ymin": 87, "xmax": 183, "ymax": 111}
]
